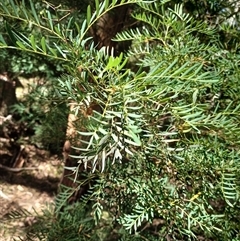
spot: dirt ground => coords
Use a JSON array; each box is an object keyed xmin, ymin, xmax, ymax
[
  {"xmin": 0, "ymin": 145, "xmax": 63, "ymax": 241},
  {"xmin": 0, "ymin": 76, "xmax": 66, "ymax": 240}
]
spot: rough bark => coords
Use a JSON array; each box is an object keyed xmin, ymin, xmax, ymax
[{"xmin": 0, "ymin": 73, "xmax": 25, "ymax": 169}]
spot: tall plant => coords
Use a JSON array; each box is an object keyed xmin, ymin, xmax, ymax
[{"xmin": 1, "ymin": 0, "xmax": 240, "ymax": 240}]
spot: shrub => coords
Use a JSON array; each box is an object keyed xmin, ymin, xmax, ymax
[{"xmin": 1, "ymin": 0, "xmax": 240, "ymax": 240}]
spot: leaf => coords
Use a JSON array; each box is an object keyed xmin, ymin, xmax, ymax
[
  {"xmin": 21, "ymin": 4, "xmax": 30, "ymax": 20},
  {"xmin": 41, "ymin": 36, "xmax": 47, "ymax": 53},
  {"xmin": 30, "ymin": 0, "xmax": 40, "ymax": 24},
  {"xmin": 111, "ymin": 133, "xmax": 119, "ymax": 143},
  {"xmin": 128, "ymin": 129, "xmax": 141, "ymax": 146},
  {"xmin": 92, "ymin": 155, "xmax": 98, "ymax": 172},
  {"xmin": 182, "ymin": 111, "xmax": 202, "ymax": 120},
  {"xmin": 0, "ymin": 34, "xmax": 7, "ymax": 45},
  {"xmin": 30, "ymin": 35, "xmax": 36, "ymax": 51},
  {"xmin": 99, "ymin": 135, "xmax": 109, "ymax": 146},
  {"xmin": 54, "ymin": 25, "xmax": 62, "ymax": 36},
  {"xmin": 192, "ymin": 89, "xmax": 198, "ymax": 104},
  {"xmin": 47, "ymin": 10, "xmax": 53, "ymax": 30},
  {"xmin": 80, "ymin": 19, "xmax": 87, "ymax": 36},
  {"xmin": 179, "ymin": 62, "xmax": 201, "ymax": 78},
  {"xmin": 124, "ymin": 137, "xmax": 141, "ymax": 146},
  {"xmin": 119, "ymin": 55, "xmax": 128, "ymax": 70},
  {"xmin": 48, "ymin": 47, "xmax": 57, "ymax": 57},
  {"xmin": 87, "ymin": 5, "xmax": 91, "ymax": 25},
  {"xmin": 104, "ymin": 0, "xmax": 109, "ymax": 10},
  {"xmin": 112, "ymin": 0, "xmax": 118, "ymax": 6},
  {"xmin": 221, "ymin": 170, "xmax": 237, "ymax": 207},
  {"xmin": 98, "ymin": 127, "xmax": 108, "ymax": 135},
  {"xmin": 127, "ymin": 113, "xmax": 142, "ymax": 118},
  {"xmin": 77, "ymin": 131, "xmax": 95, "ymax": 136},
  {"xmin": 95, "ymin": 0, "xmax": 100, "ymax": 15},
  {"xmin": 9, "ymin": 0, "xmax": 19, "ymax": 16},
  {"xmin": 16, "ymin": 41, "xmax": 27, "ymax": 49},
  {"xmin": 1, "ymin": 3, "xmax": 10, "ymax": 15},
  {"xmin": 5, "ymin": 22, "xmax": 16, "ymax": 45},
  {"xmin": 113, "ymin": 148, "xmax": 122, "ymax": 163},
  {"xmin": 106, "ymin": 55, "xmax": 121, "ymax": 69},
  {"xmin": 101, "ymin": 149, "xmax": 106, "ymax": 172},
  {"xmin": 53, "ymin": 42, "xmax": 67, "ymax": 58},
  {"xmin": 197, "ymin": 72, "xmax": 219, "ymax": 83},
  {"xmin": 154, "ymin": 58, "xmax": 178, "ymax": 77}
]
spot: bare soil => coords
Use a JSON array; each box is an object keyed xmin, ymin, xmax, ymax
[{"xmin": 0, "ymin": 145, "xmax": 63, "ymax": 241}]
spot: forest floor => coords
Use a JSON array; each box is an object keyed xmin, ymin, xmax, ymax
[{"xmin": 0, "ymin": 145, "xmax": 63, "ymax": 241}]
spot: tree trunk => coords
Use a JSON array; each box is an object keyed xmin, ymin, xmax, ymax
[
  {"xmin": 0, "ymin": 72, "xmax": 24, "ymax": 169},
  {"xmin": 0, "ymin": 73, "xmax": 18, "ymax": 117}
]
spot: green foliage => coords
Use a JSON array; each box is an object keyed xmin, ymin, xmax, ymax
[
  {"xmin": 11, "ymin": 78, "xmax": 68, "ymax": 152},
  {"xmin": 1, "ymin": 0, "xmax": 240, "ymax": 240}
]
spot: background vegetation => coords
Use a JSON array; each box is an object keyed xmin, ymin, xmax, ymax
[{"xmin": 0, "ymin": 0, "xmax": 240, "ymax": 240}]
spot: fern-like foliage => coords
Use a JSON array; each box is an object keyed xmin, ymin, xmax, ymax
[
  {"xmin": 1, "ymin": 0, "xmax": 240, "ymax": 240},
  {"xmin": 221, "ymin": 160, "xmax": 239, "ymax": 207},
  {"xmin": 0, "ymin": 0, "xmax": 145, "ymax": 60}
]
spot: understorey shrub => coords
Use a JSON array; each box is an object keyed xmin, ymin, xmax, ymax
[{"xmin": 0, "ymin": 0, "xmax": 240, "ymax": 240}]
